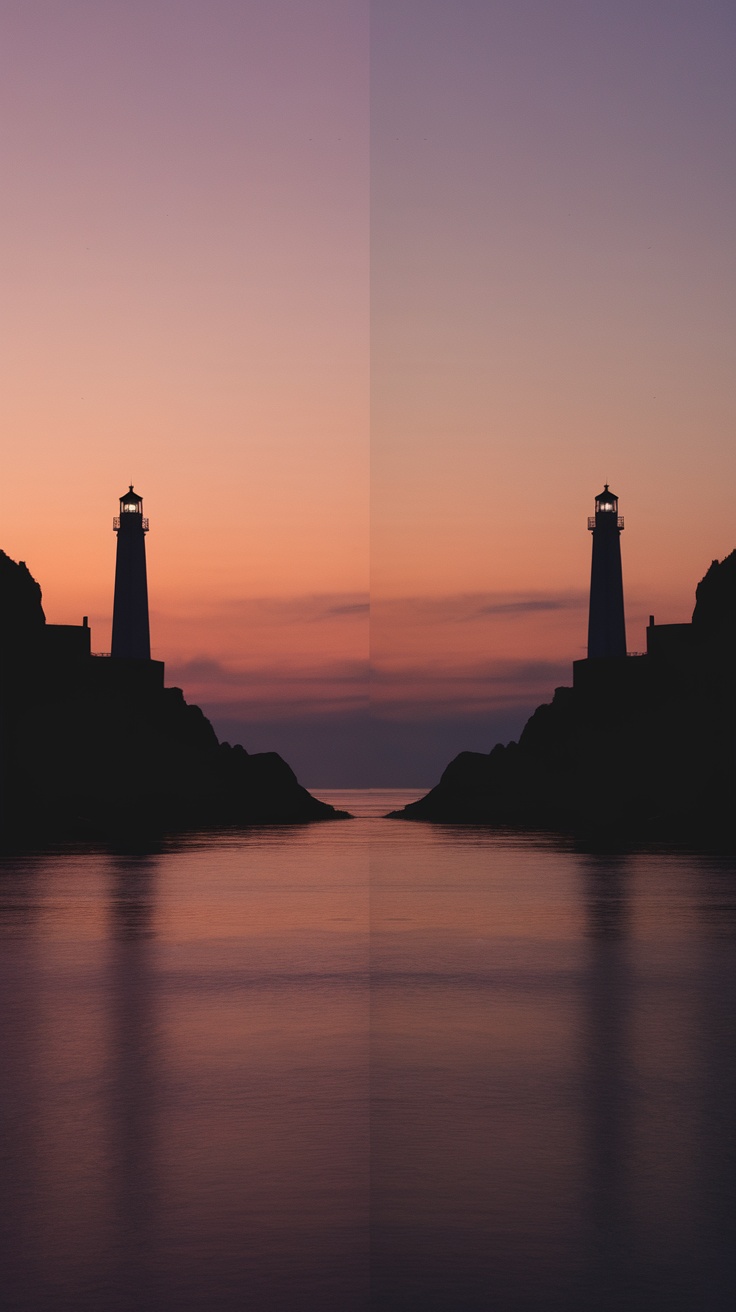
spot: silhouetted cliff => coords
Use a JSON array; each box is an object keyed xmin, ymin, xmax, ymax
[
  {"xmin": 0, "ymin": 551, "xmax": 347, "ymax": 840},
  {"xmin": 391, "ymin": 553, "xmax": 736, "ymax": 842}
]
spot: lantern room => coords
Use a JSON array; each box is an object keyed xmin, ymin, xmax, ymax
[
  {"xmin": 120, "ymin": 486, "xmax": 143, "ymax": 514},
  {"xmin": 588, "ymin": 484, "xmax": 624, "ymax": 532},
  {"xmin": 113, "ymin": 485, "xmax": 149, "ymax": 533},
  {"xmin": 595, "ymin": 484, "xmax": 618, "ymax": 514}
]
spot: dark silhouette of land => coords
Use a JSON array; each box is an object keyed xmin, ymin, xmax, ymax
[
  {"xmin": 390, "ymin": 552, "xmax": 736, "ymax": 843},
  {"xmin": 0, "ymin": 551, "xmax": 348, "ymax": 842}
]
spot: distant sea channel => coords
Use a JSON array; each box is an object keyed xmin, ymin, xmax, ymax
[{"xmin": 2, "ymin": 790, "xmax": 736, "ymax": 1310}]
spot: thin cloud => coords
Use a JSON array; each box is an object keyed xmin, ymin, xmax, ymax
[
  {"xmin": 217, "ymin": 593, "xmax": 369, "ymax": 625},
  {"xmin": 323, "ymin": 601, "xmax": 370, "ymax": 617},
  {"xmin": 475, "ymin": 597, "xmax": 584, "ymax": 617},
  {"xmin": 168, "ymin": 656, "xmax": 369, "ymax": 688},
  {"xmin": 204, "ymin": 696, "xmax": 369, "ymax": 724},
  {"xmin": 373, "ymin": 591, "xmax": 587, "ymax": 624},
  {"xmin": 372, "ymin": 657, "xmax": 570, "ymax": 687},
  {"xmin": 169, "ymin": 655, "xmax": 567, "ymax": 699},
  {"xmin": 153, "ymin": 593, "xmax": 369, "ymax": 632}
]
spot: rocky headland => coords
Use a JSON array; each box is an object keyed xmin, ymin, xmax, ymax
[
  {"xmin": 0, "ymin": 550, "xmax": 348, "ymax": 842},
  {"xmin": 390, "ymin": 553, "xmax": 736, "ymax": 843}
]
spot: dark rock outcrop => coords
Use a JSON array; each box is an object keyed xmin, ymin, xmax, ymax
[
  {"xmin": 0, "ymin": 550, "xmax": 348, "ymax": 841},
  {"xmin": 391, "ymin": 553, "xmax": 736, "ymax": 843}
]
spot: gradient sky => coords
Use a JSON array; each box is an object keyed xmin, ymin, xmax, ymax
[
  {"xmin": 0, "ymin": 0, "xmax": 369, "ymax": 782},
  {"xmin": 1, "ymin": 1, "xmax": 735, "ymax": 785},
  {"xmin": 372, "ymin": 0, "xmax": 736, "ymax": 782}
]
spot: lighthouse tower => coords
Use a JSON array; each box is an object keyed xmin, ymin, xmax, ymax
[
  {"xmin": 587, "ymin": 484, "xmax": 627, "ymax": 659},
  {"xmin": 111, "ymin": 486, "xmax": 151, "ymax": 660}
]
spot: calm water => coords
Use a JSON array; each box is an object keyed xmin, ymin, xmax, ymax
[{"xmin": 2, "ymin": 790, "xmax": 736, "ymax": 1310}]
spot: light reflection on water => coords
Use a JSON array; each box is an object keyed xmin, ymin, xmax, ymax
[
  {"xmin": 371, "ymin": 826, "xmax": 736, "ymax": 1311},
  {"xmin": 1, "ymin": 797, "xmax": 736, "ymax": 1309},
  {"xmin": 0, "ymin": 823, "xmax": 369, "ymax": 1312}
]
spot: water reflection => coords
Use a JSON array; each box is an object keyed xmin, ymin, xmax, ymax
[
  {"xmin": 110, "ymin": 852, "xmax": 158, "ymax": 940},
  {"xmin": 0, "ymin": 857, "xmax": 44, "ymax": 1303},
  {"xmin": 107, "ymin": 855, "xmax": 159, "ymax": 1310},
  {"xmin": 4, "ymin": 823, "xmax": 736, "ymax": 1309},
  {"xmin": 0, "ymin": 832, "xmax": 369, "ymax": 1310},
  {"xmin": 372, "ymin": 831, "xmax": 736, "ymax": 1310},
  {"xmin": 693, "ymin": 858, "xmax": 736, "ymax": 1310},
  {"xmin": 580, "ymin": 857, "xmax": 632, "ymax": 1312},
  {"xmin": 577, "ymin": 853, "xmax": 736, "ymax": 1311},
  {"xmin": 0, "ymin": 853, "xmax": 42, "ymax": 932}
]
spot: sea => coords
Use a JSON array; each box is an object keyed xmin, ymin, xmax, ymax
[{"xmin": 1, "ymin": 788, "xmax": 736, "ymax": 1311}]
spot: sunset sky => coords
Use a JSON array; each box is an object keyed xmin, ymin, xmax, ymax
[{"xmin": 1, "ymin": 1, "xmax": 735, "ymax": 785}]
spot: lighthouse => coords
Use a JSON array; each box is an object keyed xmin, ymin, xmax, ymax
[
  {"xmin": 111, "ymin": 486, "xmax": 151, "ymax": 660},
  {"xmin": 587, "ymin": 484, "xmax": 627, "ymax": 659}
]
